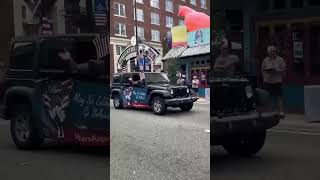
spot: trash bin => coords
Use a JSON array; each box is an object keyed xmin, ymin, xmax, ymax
[{"xmin": 304, "ymin": 85, "xmax": 320, "ymax": 122}]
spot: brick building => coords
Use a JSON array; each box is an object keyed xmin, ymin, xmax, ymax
[{"xmin": 110, "ymin": 0, "xmax": 210, "ymax": 75}]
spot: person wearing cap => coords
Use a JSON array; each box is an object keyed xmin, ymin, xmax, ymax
[
  {"xmin": 192, "ymin": 75, "xmax": 200, "ymax": 96},
  {"xmin": 214, "ymin": 42, "xmax": 240, "ymax": 76},
  {"xmin": 261, "ymin": 45, "xmax": 286, "ymax": 117}
]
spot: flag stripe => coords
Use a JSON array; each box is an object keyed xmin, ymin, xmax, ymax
[{"xmin": 93, "ymin": 35, "xmax": 108, "ymax": 59}]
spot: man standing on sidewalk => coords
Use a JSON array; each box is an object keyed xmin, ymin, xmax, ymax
[{"xmin": 261, "ymin": 45, "xmax": 286, "ymax": 117}]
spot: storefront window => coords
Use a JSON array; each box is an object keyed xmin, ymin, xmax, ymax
[{"xmin": 292, "ymin": 26, "xmax": 305, "ymax": 74}]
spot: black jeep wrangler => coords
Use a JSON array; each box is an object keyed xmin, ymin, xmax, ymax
[
  {"xmin": 211, "ymin": 75, "xmax": 280, "ymax": 156},
  {"xmin": 0, "ymin": 34, "xmax": 109, "ymax": 149},
  {"xmin": 111, "ymin": 72, "xmax": 198, "ymax": 115}
]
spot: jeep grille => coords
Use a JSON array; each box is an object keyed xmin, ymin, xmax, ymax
[
  {"xmin": 211, "ymin": 81, "xmax": 253, "ymax": 116},
  {"xmin": 172, "ymin": 88, "xmax": 188, "ymax": 98}
]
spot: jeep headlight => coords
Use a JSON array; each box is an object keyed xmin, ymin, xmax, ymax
[
  {"xmin": 187, "ymin": 88, "xmax": 190, "ymax": 93},
  {"xmin": 170, "ymin": 89, "xmax": 174, "ymax": 95},
  {"xmin": 245, "ymin": 85, "xmax": 253, "ymax": 98}
]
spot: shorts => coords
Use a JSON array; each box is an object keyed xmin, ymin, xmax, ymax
[{"xmin": 264, "ymin": 83, "xmax": 283, "ymax": 97}]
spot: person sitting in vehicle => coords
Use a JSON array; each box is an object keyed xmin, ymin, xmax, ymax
[
  {"xmin": 177, "ymin": 74, "xmax": 186, "ymax": 85},
  {"xmin": 57, "ymin": 48, "xmax": 79, "ymax": 74},
  {"xmin": 129, "ymin": 71, "xmax": 146, "ymax": 86},
  {"xmin": 214, "ymin": 42, "xmax": 240, "ymax": 76}
]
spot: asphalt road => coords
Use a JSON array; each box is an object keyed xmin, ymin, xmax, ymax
[
  {"xmin": 0, "ymin": 120, "xmax": 108, "ymax": 180},
  {"xmin": 212, "ymin": 129, "xmax": 320, "ymax": 180},
  {"xmin": 110, "ymin": 102, "xmax": 210, "ymax": 180}
]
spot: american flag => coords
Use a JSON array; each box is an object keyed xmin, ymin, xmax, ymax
[
  {"xmin": 93, "ymin": 34, "xmax": 109, "ymax": 59},
  {"xmin": 95, "ymin": 13, "xmax": 107, "ymax": 26},
  {"xmin": 39, "ymin": 16, "xmax": 53, "ymax": 35}
]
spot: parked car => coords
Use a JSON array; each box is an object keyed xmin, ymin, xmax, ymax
[
  {"xmin": 0, "ymin": 34, "xmax": 109, "ymax": 149},
  {"xmin": 111, "ymin": 72, "xmax": 198, "ymax": 115},
  {"xmin": 211, "ymin": 74, "xmax": 281, "ymax": 156}
]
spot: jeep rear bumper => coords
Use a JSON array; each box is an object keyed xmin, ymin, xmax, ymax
[
  {"xmin": 211, "ymin": 112, "xmax": 280, "ymax": 137},
  {"xmin": 164, "ymin": 97, "xmax": 198, "ymax": 106}
]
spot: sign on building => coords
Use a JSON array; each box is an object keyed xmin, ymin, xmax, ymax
[{"xmin": 187, "ymin": 28, "xmax": 210, "ymax": 47}]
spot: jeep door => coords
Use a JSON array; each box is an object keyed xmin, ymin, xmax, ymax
[
  {"xmin": 34, "ymin": 37, "xmax": 109, "ymax": 145},
  {"xmin": 120, "ymin": 74, "xmax": 148, "ymax": 108}
]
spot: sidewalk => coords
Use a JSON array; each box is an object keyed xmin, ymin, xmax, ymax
[
  {"xmin": 272, "ymin": 114, "xmax": 320, "ymax": 133},
  {"xmin": 195, "ymin": 97, "xmax": 210, "ymax": 105}
]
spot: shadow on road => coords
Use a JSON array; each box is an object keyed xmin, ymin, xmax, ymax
[{"xmin": 33, "ymin": 143, "xmax": 110, "ymax": 157}]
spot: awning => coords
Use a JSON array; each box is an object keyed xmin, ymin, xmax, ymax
[
  {"xmin": 162, "ymin": 44, "xmax": 210, "ymax": 61},
  {"xmin": 180, "ymin": 44, "xmax": 210, "ymax": 58},
  {"xmin": 162, "ymin": 47, "xmax": 187, "ymax": 60}
]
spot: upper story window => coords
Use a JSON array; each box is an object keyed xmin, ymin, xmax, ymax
[
  {"xmin": 150, "ymin": 0, "xmax": 160, "ymax": 8},
  {"xmin": 115, "ymin": 23, "xmax": 127, "ymax": 36},
  {"xmin": 134, "ymin": 26, "xmax": 145, "ymax": 39},
  {"xmin": 114, "ymin": 3, "xmax": 126, "ymax": 17},
  {"xmin": 190, "ymin": 0, "xmax": 196, "ymax": 6},
  {"xmin": 151, "ymin": 30, "xmax": 160, "ymax": 42},
  {"xmin": 165, "ymin": 0, "xmax": 174, "ymax": 12},
  {"xmin": 179, "ymin": 19, "xmax": 184, "ymax": 25},
  {"xmin": 200, "ymin": 0, "xmax": 206, "ymax": 9},
  {"xmin": 166, "ymin": 16, "xmax": 173, "ymax": 28},
  {"xmin": 151, "ymin": 12, "xmax": 160, "ymax": 25},
  {"xmin": 134, "ymin": 8, "xmax": 144, "ymax": 22},
  {"xmin": 136, "ymin": 0, "xmax": 144, "ymax": 3},
  {"xmin": 116, "ymin": 45, "xmax": 127, "ymax": 56}
]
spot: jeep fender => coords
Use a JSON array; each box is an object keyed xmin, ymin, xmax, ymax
[
  {"xmin": 111, "ymin": 89, "xmax": 121, "ymax": 99},
  {"xmin": 4, "ymin": 86, "xmax": 35, "ymax": 119},
  {"xmin": 148, "ymin": 90, "xmax": 171, "ymax": 103}
]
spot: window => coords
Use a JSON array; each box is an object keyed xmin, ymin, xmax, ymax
[
  {"xmin": 190, "ymin": 0, "xmax": 196, "ymax": 5},
  {"xmin": 274, "ymin": 0, "xmax": 286, "ymax": 9},
  {"xmin": 115, "ymin": 23, "xmax": 126, "ymax": 36},
  {"xmin": 200, "ymin": 0, "xmax": 206, "ymax": 8},
  {"xmin": 150, "ymin": 0, "xmax": 160, "ymax": 8},
  {"xmin": 136, "ymin": 0, "xmax": 143, "ymax": 3},
  {"xmin": 135, "ymin": 26, "xmax": 145, "ymax": 39},
  {"xmin": 151, "ymin": 30, "xmax": 160, "ymax": 41},
  {"xmin": 134, "ymin": 9, "xmax": 144, "ymax": 22},
  {"xmin": 10, "ymin": 42, "xmax": 34, "ymax": 69},
  {"xmin": 165, "ymin": 0, "xmax": 173, "ymax": 12},
  {"xmin": 116, "ymin": 45, "xmax": 127, "ymax": 55},
  {"xmin": 114, "ymin": 3, "xmax": 126, "ymax": 17},
  {"xmin": 151, "ymin": 12, "xmax": 160, "ymax": 25},
  {"xmin": 179, "ymin": 19, "xmax": 184, "ymax": 25},
  {"xmin": 166, "ymin": 16, "xmax": 173, "ymax": 28}
]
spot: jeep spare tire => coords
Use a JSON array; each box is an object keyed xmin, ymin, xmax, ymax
[
  {"xmin": 180, "ymin": 103, "xmax": 193, "ymax": 111},
  {"xmin": 222, "ymin": 130, "xmax": 266, "ymax": 156},
  {"xmin": 10, "ymin": 103, "xmax": 44, "ymax": 150},
  {"xmin": 151, "ymin": 97, "xmax": 167, "ymax": 115},
  {"xmin": 113, "ymin": 93, "xmax": 123, "ymax": 109}
]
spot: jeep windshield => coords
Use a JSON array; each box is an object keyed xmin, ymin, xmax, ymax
[{"xmin": 145, "ymin": 73, "xmax": 170, "ymax": 84}]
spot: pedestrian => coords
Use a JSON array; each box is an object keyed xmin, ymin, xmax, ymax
[
  {"xmin": 192, "ymin": 75, "xmax": 200, "ymax": 97},
  {"xmin": 213, "ymin": 42, "xmax": 240, "ymax": 76},
  {"xmin": 177, "ymin": 74, "xmax": 185, "ymax": 86},
  {"xmin": 261, "ymin": 45, "xmax": 286, "ymax": 117}
]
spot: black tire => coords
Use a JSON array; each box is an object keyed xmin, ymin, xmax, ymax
[
  {"xmin": 113, "ymin": 93, "xmax": 123, "ymax": 109},
  {"xmin": 151, "ymin": 97, "xmax": 167, "ymax": 115},
  {"xmin": 222, "ymin": 130, "xmax": 266, "ymax": 156},
  {"xmin": 10, "ymin": 103, "xmax": 44, "ymax": 150},
  {"xmin": 180, "ymin": 103, "xmax": 193, "ymax": 111}
]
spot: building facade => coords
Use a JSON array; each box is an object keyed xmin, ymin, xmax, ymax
[
  {"xmin": 213, "ymin": 0, "xmax": 320, "ymax": 113},
  {"xmin": 110, "ymin": 0, "xmax": 210, "ymax": 75}
]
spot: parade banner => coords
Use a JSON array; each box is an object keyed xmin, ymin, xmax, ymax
[
  {"xmin": 121, "ymin": 87, "xmax": 148, "ymax": 108},
  {"xmin": 171, "ymin": 26, "xmax": 188, "ymax": 48},
  {"xmin": 33, "ymin": 79, "xmax": 109, "ymax": 145},
  {"xmin": 188, "ymin": 28, "xmax": 210, "ymax": 47}
]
